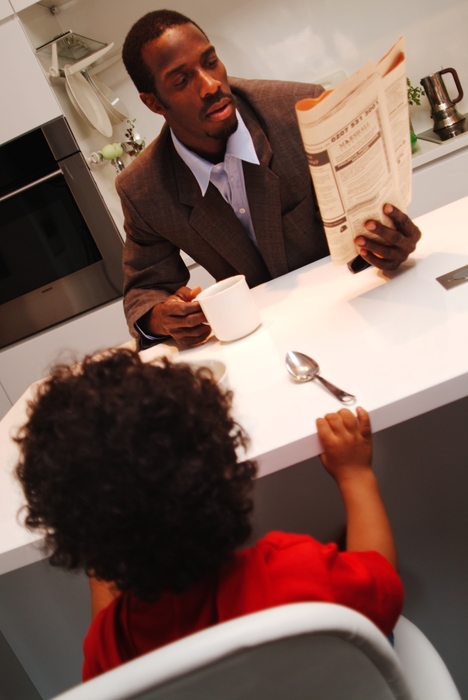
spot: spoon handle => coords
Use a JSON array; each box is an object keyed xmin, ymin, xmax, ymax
[{"xmin": 315, "ymin": 375, "xmax": 356, "ymax": 405}]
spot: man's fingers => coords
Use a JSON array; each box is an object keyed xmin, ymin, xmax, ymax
[
  {"xmin": 173, "ymin": 325, "xmax": 211, "ymax": 347},
  {"xmin": 358, "ymin": 204, "xmax": 421, "ymax": 261},
  {"xmin": 167, "ymin": 287, "xmax": 209, "ymax": 320},
  {"xmin": 175, "ymin": 285, "xmax": 202, "ymax": 302},
  {"xmin": 368, "ymin": 224, "xmax": 405, "ymax": 248},
  {"xmin": 176, "ymin": 311, "xmax": 207, "ymax": 328},
  {"xmin": 174, "ymin": 286, "xmax": 198, "ymax": 301},
  {"xmin": 166, "ymin": 300, "xmax": 204, "ymax": 319},
  {"xmin": 383, "ymin": 204, "xmax": 421, "ymax": 242},
  {"xmin": 162, "ymin": 305, "xmax": 208, "ymax": 331},
  {"xmin": 363, "ymin": 221, "xmax": 415, "ymax": 251},
  {"xmin": 355, "ymin": 204, "xmax": 421, "ymax": 272},
  {"xmin": 357, "ymin": 224, "xmax": 411, "ymax": 270},
  {"xmin": 189, "ymin": 285, "xmax": 202, "ymax": 299},
  {"xmin": 359, "ymin": 246, "xmax": 402, "ymax": 271}
]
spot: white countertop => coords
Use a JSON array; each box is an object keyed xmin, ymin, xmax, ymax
[
  {"xmin": 2, "ymin": 195, "xmax": 468, "ymax": 574},
  {"xmin": 144, "ymin": 195, "xmax": 468, "ymax": 476}
]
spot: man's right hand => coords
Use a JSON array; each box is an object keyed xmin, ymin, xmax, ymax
[{"xmin": 143, "ymin": 286, "xmax": 211, "ymax": 348}]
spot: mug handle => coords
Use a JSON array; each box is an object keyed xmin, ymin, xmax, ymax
[{"xmin": 440, "ymin": 68, "xmax": 464, "ymax": 104}]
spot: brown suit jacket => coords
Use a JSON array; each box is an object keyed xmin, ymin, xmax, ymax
[{"xmin": 116, "ymin": 78, "xmax": 329, "ymax": 339}]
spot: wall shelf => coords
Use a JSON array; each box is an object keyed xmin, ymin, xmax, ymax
[
  {"xmin": 36, "ymin": 30, "xmax": 106, "ymax": 61},
  {"xmin": 412, "ymin": 128, "xmax": 468, "ymax": 169}
]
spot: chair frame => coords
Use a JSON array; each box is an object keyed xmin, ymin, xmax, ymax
[{"xmin": 52, "ymin": 603, "xmax": 461, "ymax": 700}]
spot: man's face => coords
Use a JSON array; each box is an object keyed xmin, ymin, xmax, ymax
[{"xmin": 140, "ymin": 23, "xmax": 238, "ymax": 160}]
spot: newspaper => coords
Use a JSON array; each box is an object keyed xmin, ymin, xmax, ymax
[{"xmin": 295, "ymin": 37, "xmax": 411, "ymax": 265}]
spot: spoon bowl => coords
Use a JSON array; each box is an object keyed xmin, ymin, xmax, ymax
[{"xmin": 285, "ymin": 350, "xmax": 356, "ymax": 405}]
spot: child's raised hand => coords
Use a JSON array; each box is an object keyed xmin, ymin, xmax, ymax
[
  {"xmin": 316, "ymin": 407, "xmax": 372, "ymax": 483},
  {"xmin": 316, "ymin": 407, "xmax": 398, "ymax": 569}
]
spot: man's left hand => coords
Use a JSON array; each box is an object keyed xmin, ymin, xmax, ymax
[{"xmin": 354, "ymin": 204, "xmax": 421, "ymax": 271}]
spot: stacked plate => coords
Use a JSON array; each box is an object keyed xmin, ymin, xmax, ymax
[
  {"xmin": 63, "ymin": 42, "xmax": 130, "ymax": 136},
  {"xmin": 86, "ymin": 73, "xmax": 130, "ymax": 124}
]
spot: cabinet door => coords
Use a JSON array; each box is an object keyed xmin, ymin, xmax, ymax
[
  {"xmin": 0, "ymin": 300, "xmax": 132, "ymax": 404},
  {"xmin": 0, "ymin": 0, "xmax": 13, "ymax": 21},
  {"xmin": 0, "ymin": 382, "xmax": 12, "ymax": 421},
  {"xmin": 409, "ymin": 147, "xmax": 468, "ymax": 219},
  {"xmin": 8, "ymin": 0, "xmax": 35, "ymax": 11},
  {"xmin": 0, "ymin": 15, "xmax": 62, "ymax": 145}
]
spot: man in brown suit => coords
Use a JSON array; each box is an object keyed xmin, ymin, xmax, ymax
[{"xmin": 119, "ymin": 10, "xmax": 421, "ymax": 349}]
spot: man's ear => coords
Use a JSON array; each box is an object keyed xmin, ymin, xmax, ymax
[{"xmin": 140, "ymin": 92, "xmax": 166, "ymax": 116}]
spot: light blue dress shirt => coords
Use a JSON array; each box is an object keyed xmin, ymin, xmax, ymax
[
  {"xmin": 171, "ymin": 111, "xmax": 260, "ymax": 245},
  {"xmin": 138, "ymin": 113, "xmax": 260, "ymax": 343}
]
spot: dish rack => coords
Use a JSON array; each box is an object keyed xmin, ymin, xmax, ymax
[
  {"xmin": 36, "ymin": 31, "xmax": 129, "ymax": 137},
  {"xmin": 36, "ymin": 31, "xmax": 114, "ymax": 78}
]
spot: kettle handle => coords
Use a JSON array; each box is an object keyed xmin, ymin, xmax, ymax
[{"xmin": 440, "ymin": 68, "xmax": 464, "ymax": 104}]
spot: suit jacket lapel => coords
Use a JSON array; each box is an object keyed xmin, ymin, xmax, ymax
[
  {"xmin": 168, "ymin": 95, "xmax": 291, "ymax": 284},
  {"xmin": 240, "ymin": 107, "xmax": 290, "ymax": 279},
  {"xmin": 172, "ymin": 143, "xmax": 271, "ymax": 286}
]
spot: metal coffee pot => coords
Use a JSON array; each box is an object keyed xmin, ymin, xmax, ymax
[{"xmin": 420, "ymin": 68, "xmax": 465, "ymax": 133}]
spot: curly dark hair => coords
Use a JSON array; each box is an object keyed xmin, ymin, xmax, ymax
[
  {"xmin": 15, "ymin": 349, "xmax": 256, "ymax": 601},
  {"xmin": 122, "ymin": 9, "xmax": 207, "ymax": 94}
]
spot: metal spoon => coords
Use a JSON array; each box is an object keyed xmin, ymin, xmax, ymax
[{"xmin": 285, "ymin": 350, "xmax": 356, "ymax": 405}]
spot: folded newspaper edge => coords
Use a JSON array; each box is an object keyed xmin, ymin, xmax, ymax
[{"xmin": 295, "ymin": 37, "xmax": 411, "ymax": 266}]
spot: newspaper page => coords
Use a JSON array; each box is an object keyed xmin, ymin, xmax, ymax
[
  {"xmin": 295, "ymin": 37, "xmax": 411, "ymax": 265},
  {"xmin": 376, "ymin": 38, "xmax": 412, "ymax": 208}
]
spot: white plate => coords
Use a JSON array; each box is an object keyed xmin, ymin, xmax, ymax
[
  {"xmin": 174, "ymin": 357, "xmax": 229, "ymax": 388},
  {"xmin": 86, "ymin": 73, "xmax": 130, "ymax": 124},
  {"xmin": 65, "ymin": 67, "xmax": 113, "ymax": 137}
]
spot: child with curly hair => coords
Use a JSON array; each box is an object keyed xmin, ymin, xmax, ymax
[{"xmin": 15, "ymin": 349, "xmax": 402, "ymax": 680}]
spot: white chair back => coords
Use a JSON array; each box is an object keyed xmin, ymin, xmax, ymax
[{"xmin": 51, "ymin": 603, "xmax": 461, "ymax": 700}]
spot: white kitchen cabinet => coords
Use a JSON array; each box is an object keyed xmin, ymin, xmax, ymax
[
  {"xmin": 0, "ymin": 382, "xmax": 12, "ymax": 421},
  {"xmin": 8, "ymin": 0, "xmax": 34, "ymax": 11},
  {"xmin": 10, "ymin": 0, "xmax": 73, "ymax": 10},
  {"xmin": 409, "ymin": 145, "xmax": 468, "ymax": 219},
  {"xmin": 0, "ymin": 299, "xmax": 132, "ymax": 405},
  {"xmin": 0, "ymin": 14, "xmax": 61, "ymax": 145},
  {"xmin": 0, "ymin": 0, "xmax": 13, "ymax": 20}
]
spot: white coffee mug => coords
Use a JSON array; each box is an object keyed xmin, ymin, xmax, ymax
[{"xmin": 196, "ymin": 275, "xmax": 261, "ymax": 342}]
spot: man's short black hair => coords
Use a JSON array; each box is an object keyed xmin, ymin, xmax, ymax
[
  {"xmin": 15, "ymin": 349, "xmax": 256, "ymax": 601},
  {"xmin": 122, "ymin": 9, "xmax": 208, "ymax": 94}
]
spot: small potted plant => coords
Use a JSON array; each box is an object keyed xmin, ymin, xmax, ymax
[
  {"xmin": 124, "ymin": 118, "xmax": 146, "ymax": 158},
  {"xmin": 407, "ymin": 78, "xmax": 425, "ymax": 153}
]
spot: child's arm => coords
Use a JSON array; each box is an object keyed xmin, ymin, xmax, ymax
[
  {"xmin": 89, "ymin": 576, "xmax": 120, "ymax": 619},
  {"xmin": 316, "ymin": 407, "xmax": 398, "ymax": 570}
]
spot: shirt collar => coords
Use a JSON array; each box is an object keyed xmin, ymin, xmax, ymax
[{"xmin": 170, "ymin": 111, "xmax": 260, "ymax": 196}]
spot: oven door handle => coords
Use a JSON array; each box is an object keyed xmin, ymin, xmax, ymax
[{"xmin": 0, "ymin": 169, "xmax": 62, "ymax": 203}]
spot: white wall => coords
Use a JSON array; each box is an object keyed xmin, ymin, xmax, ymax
[
  {"xmin": 20, "ymin": 0, "xmax": 468, "ymax": 151},
  {"xmin": 16, "ymin": 0, "xmax": 468, "ymax": 238}
]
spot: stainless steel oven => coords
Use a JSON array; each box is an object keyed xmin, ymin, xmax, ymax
[{"xmin": 0, "ymin": 116, "xmax": 123, "ymax": 349}]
